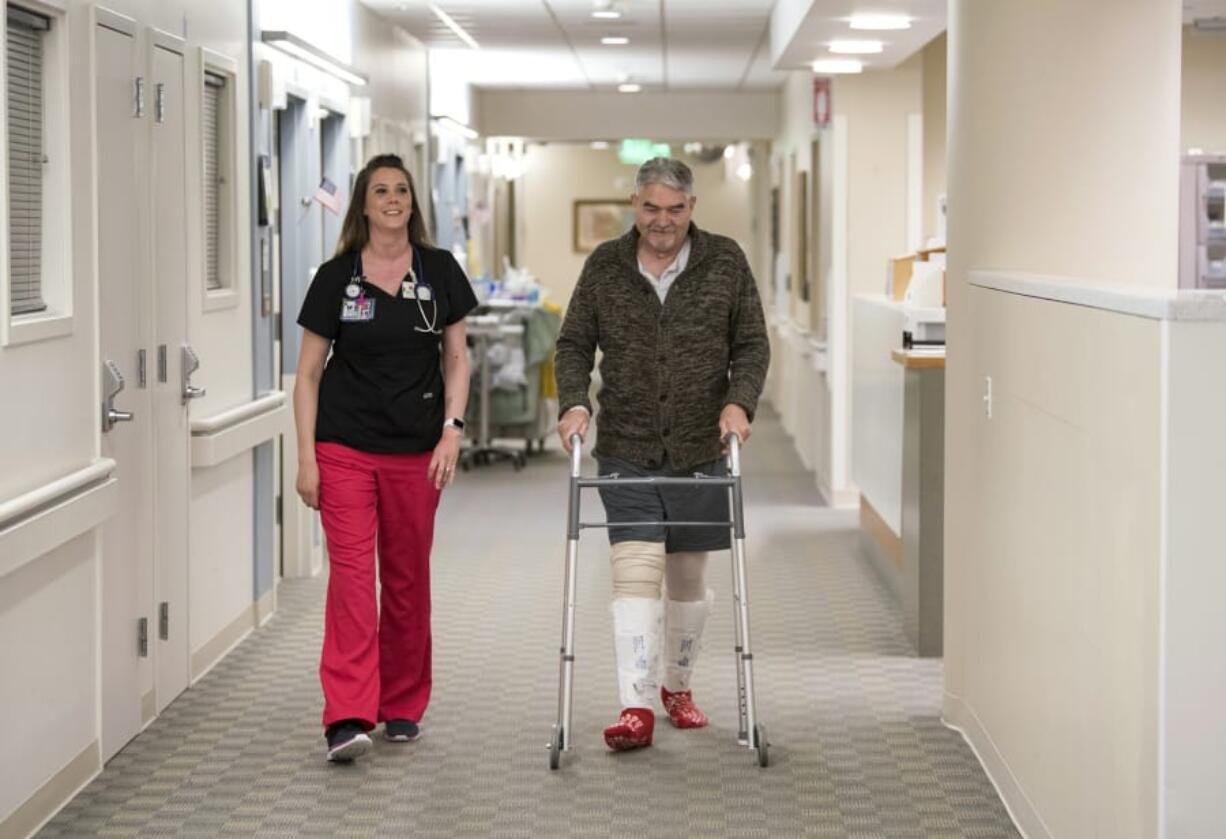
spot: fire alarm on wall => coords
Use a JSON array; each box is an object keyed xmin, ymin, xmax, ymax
[{"xmin": 812, "ymin": 77, "xmax": 831, "ymax": 130}]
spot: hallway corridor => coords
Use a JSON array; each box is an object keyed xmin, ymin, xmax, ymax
[{"xmin": 39, "ymin": 410, "xmax": 1017, "ymax": 838}]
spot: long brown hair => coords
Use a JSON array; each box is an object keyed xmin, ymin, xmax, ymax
[{"xmin": 335, "ymin": 154, "xmax": 432, "ymax": 256}]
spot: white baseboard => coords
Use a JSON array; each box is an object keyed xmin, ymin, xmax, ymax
[
  {"xmin": 256, "ymin": 588, "xmax": 276, "ymax": 626},
  {"xmin": 190, "ymin": 603, "xmax": 256, "ymax": 683},
  {"xmin": 141, "ymin": 688, "xmax": 156, "ymax": 725},
  {"xmin": 1, "ymin": 741, "xmax": 99, "ymax": 839},
  {"xmin": 942, "ymin": 691, "xmax": 1049, "ymax": 839}
]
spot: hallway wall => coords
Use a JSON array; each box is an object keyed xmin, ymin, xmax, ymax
[
  {"xmin": 1, "ymin": 1, "xmax": 256, "ymax": 834},
  {"xmin": 477, "ymin": 90, "xmax": 780, "ymax": 142},
  {"xmin": 767, "ymin": 54, "xmax": 929, "ymax": 505},
  {"xmin": 515, "ymin": 143, "xmax": 758, "ymax": 307},
  {"xmin": 921, "ymin": 34, "xmax": 947, "ymax": 242},
  {"xmin": 943, "ymin": 1, "xmax": 1184, "ymax": 836},
  {"xmin": 1181, "ymin": 25, "xmax": 1226, "ymax": 151},
  {"xmin": 1, "ymin": 1, "xmax": 431, "ymax": 835}
]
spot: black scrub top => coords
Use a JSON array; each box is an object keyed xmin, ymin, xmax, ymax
[{"xmin": 297, "ymin": 246, "xmax": 478, "ymax": 454}]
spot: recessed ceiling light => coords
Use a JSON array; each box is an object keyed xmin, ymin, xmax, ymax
[
  {"xmin": 618, "ymin": 83, "xmax": 642, "ymax": 93},
  {"xmin": 601, "ymin": 36, "xmax": 630, "ymax": 45},
  {"xmin": 592, "ymin": 0, "xmax": 623, "ymax": 19},
  {"xmin": 829, "ymin": 39, "xmax": 883, "ymax": 54},
  {"xmin": 811, "ymin": 59, "xmax": 863, "ymax": 74},
  {"xmin": 590, "ymin": 141, "xmax": 610, "ymax": 149},
  {"xmin": 848, "ymin": 14, "xmax": 911, "ymax": 31}
]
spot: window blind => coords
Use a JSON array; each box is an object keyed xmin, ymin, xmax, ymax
[
  {"xmin": 203, "ymin": 71, "xmax": 224, "ymax": 291},
  {"xmin": 7, "ymin": 6, "xmax": 49, "ymax": 314}
]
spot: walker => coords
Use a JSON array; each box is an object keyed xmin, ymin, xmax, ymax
[{"xmin": 548, "ymin": 432, "xmax": 769, "ymax": 769}]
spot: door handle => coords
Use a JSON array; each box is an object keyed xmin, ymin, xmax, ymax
[
  {"xmin": 102, "ymin": 359, "xmax": 134, "ymax": 432},
  {"xmin": 181, "ymin": 344, "xmax": 206, "ymax": 404}
]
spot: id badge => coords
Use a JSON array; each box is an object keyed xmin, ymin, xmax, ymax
[{"xmin": 340, "ymin": 298, "xmax": 376, "ymax": 322}]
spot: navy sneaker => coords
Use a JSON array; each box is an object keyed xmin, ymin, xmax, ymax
[
  {"xmin": 326, "ymin": 720, "xmax": 372, "ymax": 762},
  {"xmin": 384, "ymin": 719, "xmax": 421, "ymax": 742}
]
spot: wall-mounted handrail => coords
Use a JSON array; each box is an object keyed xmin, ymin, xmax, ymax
[
  {"xmin": 190, "ymin": 391, "xmax": 286, "ymax": 436},
  {"xmin": 0, "ymin": 458, "xmax": 116, "ymax": 532}
]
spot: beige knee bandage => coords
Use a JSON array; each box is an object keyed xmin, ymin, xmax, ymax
[
  {"xmin": 610, "ymin": 541, "xmax": 666, "ymax": 599},
  {"xmin": 664, "ymin": 551, "xmax": 709, "ymax": 602}
]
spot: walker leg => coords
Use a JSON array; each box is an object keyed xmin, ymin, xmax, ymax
[
  {"xmin": 726, "ymin": 443, "xmax": 761, "ymax": 757},
  {"xmin": 728, "ymin": 483, "xmax": 750, "ymax": 745},
  {"xmin": 556, "ymin": 538, "xmax": 579, "ymax": 752},
  {"xmin": 731, "ymin": 532, "xmax": 759, "ymax": 749},
  {"xmin": 552, "ymin": 459, "xmax": 583, "ymax": 768}
]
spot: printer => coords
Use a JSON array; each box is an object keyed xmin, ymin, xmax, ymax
[{"xmin": 901, "ymin": 306, "xmax": 946, "ymax": 349}]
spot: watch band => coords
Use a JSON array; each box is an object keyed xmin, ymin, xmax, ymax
[{"xmin": 443, "ymin": 417, "xmax": 466, "ymax": 431}]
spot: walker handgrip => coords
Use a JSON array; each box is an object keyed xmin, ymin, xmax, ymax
[
  {"xmin": 723, "ymin": 431, "xmax": 742, "ymax": 456},
  {"xmin": 724, "ymin": 431, "xmax": 742, "ymax": 476},
  {"xmin": 568, "ymin": 433, "xmax": 583, "ymax": 476}
]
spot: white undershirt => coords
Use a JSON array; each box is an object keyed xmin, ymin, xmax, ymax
[{"xmin": 637, "ymin": 238, "xmax": 691, "ymax": 303}]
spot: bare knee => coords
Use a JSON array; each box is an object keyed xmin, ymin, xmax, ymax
[{"xmin": 664, "ymin": 551, "xmax": 708, "ymax": 601}]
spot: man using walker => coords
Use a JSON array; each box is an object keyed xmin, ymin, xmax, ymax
[{"xmin": 555, "ymin": 157, "xmax": 770, "ymax": 752}]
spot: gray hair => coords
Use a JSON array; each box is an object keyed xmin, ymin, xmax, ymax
[{"xmin": 635, "ymin": 157, "xmax": 694, "ymax": 196}]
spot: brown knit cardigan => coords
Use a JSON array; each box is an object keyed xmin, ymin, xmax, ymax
[{"xmin": 555, "ymin": 223, "xmax": 770, "ymax": 470}]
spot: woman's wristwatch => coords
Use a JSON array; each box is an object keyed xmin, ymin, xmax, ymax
[{"xmin": 442, "ymin": 417, "xmax": 465, "ymax": 432}]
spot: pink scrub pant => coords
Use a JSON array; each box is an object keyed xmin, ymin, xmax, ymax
[{"xmin": 315, "ymin": 442, "xmax": 440, "ymax": 730}]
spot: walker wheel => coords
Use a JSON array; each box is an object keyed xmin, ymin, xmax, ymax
[
  {"xmin": 548, "ymin": 724, "xmax": 563, "ymax": 770},
  {"xmin": 754, "ymin": 722, "xmax": 769, "ymax": 767}
]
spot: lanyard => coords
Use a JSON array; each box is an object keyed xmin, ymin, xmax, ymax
[{"xmin": 347, "ymin": 250, "xmax": 440, "ymax": 335}]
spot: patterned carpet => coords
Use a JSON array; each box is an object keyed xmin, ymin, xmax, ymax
[{"xmin": 38, "ymin": 408, "xmax": 1019, "ymax": 838}]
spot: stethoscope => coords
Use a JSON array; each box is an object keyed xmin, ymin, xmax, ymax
[{"xmin": 346, "ymin": 249, "xmax": 441, "ymax": 335}]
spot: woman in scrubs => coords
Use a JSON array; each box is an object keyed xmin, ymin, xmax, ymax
[{"xmin": 293, "ymin": 154, "xmax": 477, "ymax": 762}]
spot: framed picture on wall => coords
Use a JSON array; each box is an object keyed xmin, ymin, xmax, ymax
[{"xmin": 573, "ymin": 200, "xmax": 635, "ymax": 253}]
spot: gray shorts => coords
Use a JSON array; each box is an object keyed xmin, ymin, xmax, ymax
[{"xmin": 595, "ymin": 455, "xmax": 731, "ymax": 553}]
